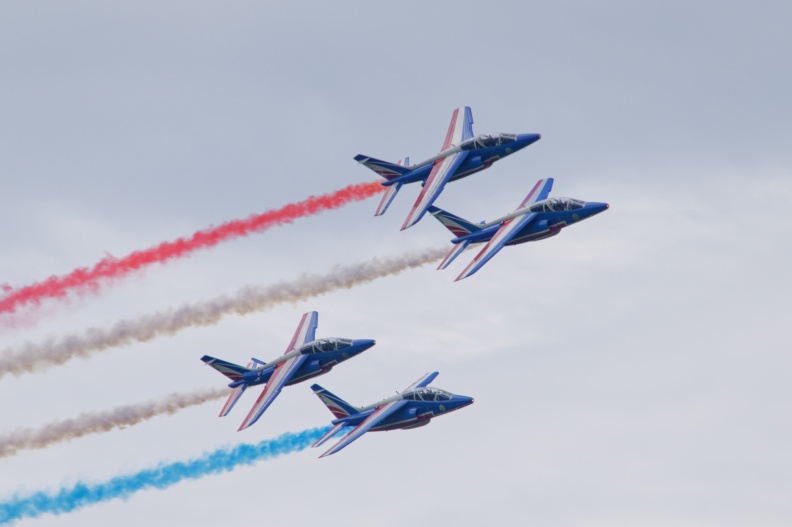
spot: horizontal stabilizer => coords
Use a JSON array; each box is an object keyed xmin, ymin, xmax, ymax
[
  {"xmin": 354, "ymin": 155, "xmax": 411, "ymax": 180},
  {"xmin": 375, "ymin": 182, "xmax": 402, "ymax": 216},
  {"xmin": 219, "ymin": 384, "xmax": 247, "ymax": 417},
  {"xmin": 312, "ymin": 423, "xmax": 346, "ymax": 448},
  {"xmin": 201, "ymin": 355, "xmax": 251, "ymax": 382},
  {"xmin": 438, "ymin": 240, "xmax": 471, "ymax": 270}
]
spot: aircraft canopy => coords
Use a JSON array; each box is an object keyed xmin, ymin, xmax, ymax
[
  {"xmin": 460, "ymin": 133, "xmax": 518, "ymax": 150},
  {"xmin": 403, "ymin": 387, "xmax": 453, "ymax": 402},
  {"xmin": 529, "ymin": 197, "xmax": 586, "ymax": 213},
  {"xmin": 300, "ymin": 338, "xmax": 353, "ymax": 354}
]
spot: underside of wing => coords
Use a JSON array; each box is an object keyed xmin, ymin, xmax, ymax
[
  {"xmin": 319, "ymin": 400, "xmax": 409, "ymax": 458},
  {"xmin": 238, "ymin": 355, "xmax": 307, "ymax": 431},
  {"xmin": 401, "ymin": 151, "xmax": 467, "ymax": 230},
  {"xmin": 455, "ymin": 213, "xmax": 538, "ymax": 281}
]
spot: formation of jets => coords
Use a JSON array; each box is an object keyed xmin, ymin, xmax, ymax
[{"xmin": 201, "ymin": 106, "xmax": 609, "ymax": 458}]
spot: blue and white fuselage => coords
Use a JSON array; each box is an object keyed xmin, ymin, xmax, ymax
[
  {"xmin": 430, "ymin": 178, "xmax": 609, "ymax": 280},
  {"xmin": 200, "ymin": 311, "xmax": 375, "ymax": 431},
  {"xmin": 310, "ymin": 372, "xmax": 473, "ymax": 457},
  {"xmin": 221, "ymin": 338, "xmax": 375, "ymax": 389},
  {"xmin": 355, "ymin": 106, "xmax": 540, "ymax": 230}
]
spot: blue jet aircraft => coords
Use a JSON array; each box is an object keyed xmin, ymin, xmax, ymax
[
  {"xmin": 355, "ymin": 106, "xmax": 541, "ymax": 230},
  {"xmin": 430, "ymin": 178, "xmax": 609, "ymax": 280},
  {"xmin": 310, "ymin": 372, "xmax": 473, "ymax": 457},
  {"xmin": 201, "ymin": 311, "xmax": 376, "ymax": 431}
]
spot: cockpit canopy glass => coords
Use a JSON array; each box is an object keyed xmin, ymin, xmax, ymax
[
  {"xmin": 403, "ymin": 387, "xmax": 453, "ymax": 402},
  {"xmin": 528, "ymin": 197, "xmax": 586, "ymax": 213},
  {"xmin": 460, "ymin": 133, "xmax": 518, "ymax": 150},
  {"xmin": 300, "ymin": 338, "xmax": 353, "ymax": 354}
]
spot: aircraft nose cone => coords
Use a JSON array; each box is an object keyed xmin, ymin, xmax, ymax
[
  {"xmin": 455, "ymin": 395, "xmax": 475, "ymax": 409},
  {"xmin": 516, "ymin": 133, "xmax": 542, "ymax": 146},
  {"xmin": 354, "ymin": 339, "xmax": 376, "ymax": 351},
  {"xmin": 587, "ymin": 202, "xmax": 610, "ymax": 215}
]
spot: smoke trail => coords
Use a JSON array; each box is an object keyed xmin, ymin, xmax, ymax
[
  {"xmin": 0, "ymin": 388, "xmax": 226, "ymax": 458},
  {"xmin": 0, "ymin": 247, "xmax": 446, "ymax": 379},
  {"xmin": 0, "ymin": 427, "xmax": 327, "ymax": 524},
  {"xmin": 0, "ymin": 181, "xmax": 383, "ymax": 316}
]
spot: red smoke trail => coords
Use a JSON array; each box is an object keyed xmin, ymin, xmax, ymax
[{"xmin": 0, "ymin": 181, "xmax": 383, "ymax": 315}]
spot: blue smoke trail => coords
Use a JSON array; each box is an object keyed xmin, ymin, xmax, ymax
[{"xmin": 0, "ymin": 426, "xmax": 329, "ymax": 525}]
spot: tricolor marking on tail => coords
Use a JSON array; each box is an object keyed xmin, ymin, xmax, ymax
[
  {"xmin": 354, "ymin": 155, "xmax": 411, "ymax": 181},
  {"xmin": 311, "ymin": 384, "xmax": 359, "ymax": 419},
  {"xmin": 428, "ymin": 206, "xmax": 482, "ymax": 237},
  {"xmin": 200, "ymin": 355, "xmax": 252, "ymax": 382}
]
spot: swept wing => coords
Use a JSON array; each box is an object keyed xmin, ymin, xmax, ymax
[
  {"xmin": 237, "ymin": 311, "xmax": 319, "ymax": 430},
  {"xmin": 402, "ymin": 371, "xmax": 439, "ymax": 391},
  {"xmin": 318, "ymin": 372, "xmax": 438, "ymax": 457},
  {"xmin": 401, "ymin": 107, "xmax": 474, "ymax": 230},
  {"xmin": 455, "ymin": 179, "xmax": 553, "ymax": 281},
  {"xmin": 319, "ymin": 399, "xmax": 409, "ymax": 457}
]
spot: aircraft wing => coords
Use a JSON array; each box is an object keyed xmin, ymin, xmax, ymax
[
  {"xmin": 236, "ymin": 311, "xmax": 318, "ymax": 430},
  {"xmin": 401, "ymin": 107, "xmax": 473, "ymax": 230},
  {"xmin": 517, "ymin": 178, "xmax": 554, "ymax": 208},
  {"xmin": 319, "ymin": 399, "xmax": 409, "ymax": 458},
  {"xmin": 238, "ymin": 354, "xmax": 307, "ymax": 430},
  {"xmin": 284, "ymin": 311, "xmax": 319, "ymax": 353},
  {"xmin": 402, "ymin": 371, "xmax": 439, "ymax": 391},
  {"xmin": 455, "ymin": 213, "xmax": 538, "ymax": 281}
]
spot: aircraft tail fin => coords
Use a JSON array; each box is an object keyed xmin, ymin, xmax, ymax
[
  {"xmin": 201, "ymin": 355, "xmax": 252, "ymax": 382},
  {"xmin": 428, "ymin": 206, "xmax": 481, "ymax": 237},
  {"xmin": 310, "ymin": 384, "xmax": 360, "ymax": 419},
  {"xmin": 354, "ymin": 154, "xmax": 411, "ymax": 181}
]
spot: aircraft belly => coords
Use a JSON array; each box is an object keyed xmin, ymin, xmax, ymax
[
  {"xmin": 506, "ymin": 218, "xmax": 566, "ymax": 245},
  {"xmin": 450, "ymin": 154, "xmax": 500, "ymax": 182},
  {"xmin": 370, "ymin": 416, "xmax": 426, "ymax": 432},
  {"xmin": 288, "ymin": 360, "xmax": 335, "ymax": 385},
  {"xmin": 369, "ymin": 405, "xmax": 430, "ymax": 432}
]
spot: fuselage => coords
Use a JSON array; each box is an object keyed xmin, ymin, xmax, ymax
[
  {"xmin": 452, "ymin": 198, "xmax": 609, "ymax": 247},
  {"xmin": 332, "ymin": 387, "xmax": 474, "ymax": 432},
  {"xmin": 234, "ymin": 338, "xmax": 376, "ymax": 388},
  {"xmin": 382, "ymin": 133, "xmax": 541, "ymax": 188}
]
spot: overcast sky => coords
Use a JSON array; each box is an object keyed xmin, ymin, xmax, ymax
[{"xmin": 1, "ymin": 1, "xmax": 791, "ymax": 526}]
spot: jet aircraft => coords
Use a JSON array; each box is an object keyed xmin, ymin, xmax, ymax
[
  {"xmin": 355, "ymin": 106, "xmax": 541, "ymax": 230},
  {"xmin": 201, "ymin": 311, "xmax": 376, "ymax": 431},
  {"xmin": 430, "ymin": 178, "xmax": 609, "ymax": 280},
  {"xmin": 310, "ymin": 372, "xmax": 473, "ymax": 457}
]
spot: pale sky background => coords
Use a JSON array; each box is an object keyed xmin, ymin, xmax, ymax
[{"xmin": 1, "ymin": 1, "xmax": 791, "ymax": 526}]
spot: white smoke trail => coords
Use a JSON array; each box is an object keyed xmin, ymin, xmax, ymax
[
  {"xmin": 0, "ymin": 247, "xmax": 446, "ymax": 379},
  {"xmin": 0, "ymin": 387, "xmax": 227, "ymax": 458}
]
